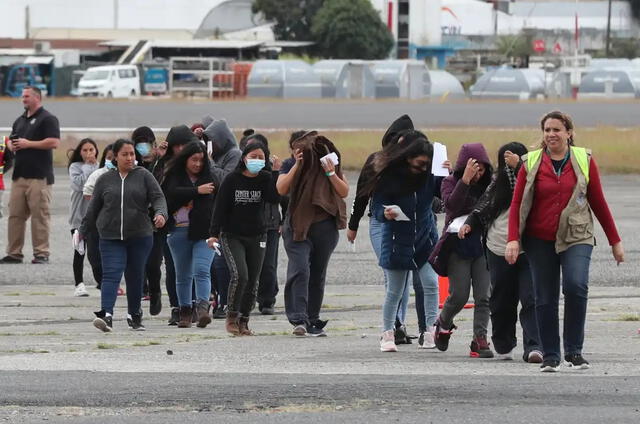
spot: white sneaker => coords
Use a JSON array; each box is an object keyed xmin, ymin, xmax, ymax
[
  {"xmin": 380, "ymin": 330, "xmax": 398, "ymax": 352},
  {"xmin": 496, "ymin": 350, "xmax": 514, "ymax": 360},
  {"xmin": 74, "ymin": 283, "xmax": 89, "ymax": 297},
  {"xmin": 418, "ymin": 330, "xmax": 436, "ymax": 349}
]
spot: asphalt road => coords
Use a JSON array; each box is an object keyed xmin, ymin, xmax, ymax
[
  {"xmin": 2, "ymin": 372, "xmax": 639, "ymax": 423},
  {"xmin": 1, "ymin": 98, "xmax": 639, "ymax": 129}
]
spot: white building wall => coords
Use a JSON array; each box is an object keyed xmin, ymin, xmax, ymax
[
  {"xmin": 0, "ymin": 0, "xmax": 225, "ymax": 38},
  {"xmin": 1, "ymin": 0, "xmax": 634, "ymax": 40}
]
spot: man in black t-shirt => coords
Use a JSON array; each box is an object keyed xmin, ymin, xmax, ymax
[{"xmin": 0, "ymin": 86, "xmax": 60, "ymax": 264}]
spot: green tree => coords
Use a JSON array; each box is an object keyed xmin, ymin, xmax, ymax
[
  {"xmin": 495, "ymin": 33, "xmax": 534, "ymax": 59},
  {"xmin": 252, "ymin": 0, "xmax": 325, "ymax": 41},
  {"xmin": 311, "ymin": 0, "xmax": 394, "ymax": 60}
]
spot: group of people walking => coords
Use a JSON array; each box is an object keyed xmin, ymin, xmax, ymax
[
  {"xmin": 0, "ymin": 86, "xmax": 626, "ymax": 372},
  {"xmin": 361, "ymin": 111, "xmax": 623, "ymax": 372},
  {"xmin": 67, "ymin": 118, "xmax": 347, "ymax": 339}
]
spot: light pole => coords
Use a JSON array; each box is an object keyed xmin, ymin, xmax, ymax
[{"xmin": 605, "ymin": 0, "xmax": 612, "ymax": 56}]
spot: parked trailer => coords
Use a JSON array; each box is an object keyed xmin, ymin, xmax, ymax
[
  {"xmin": 313, "ymin": 60, "xmax": 376, "ymax": 99},
  {"xmin": 247, "ymin": 60, "xmax": 321, "ymax": 99}
]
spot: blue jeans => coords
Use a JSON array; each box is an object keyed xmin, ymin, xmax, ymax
[
  {"xmin": 212, "ymin": 249, "xmax": 230, "ymax": 306},
  {"xmin": 369, "ymin": 217, "xmax": 410, "ymax": 323},
  {"xmin": 382, "ymin": 262, "xmax": 439, "ymax": 332},
  {"xmin": 524, "ymin": 237, "xmax": 593, "ymax": 362},
  {"xmin": 99, "ymin": 236, "xmax": 153, "ymax": 316},
  {"xmin": 167, "ymin": 227, "xmax": 214, "ymax": 307}
]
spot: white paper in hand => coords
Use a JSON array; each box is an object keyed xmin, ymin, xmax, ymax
[
  {"xmin": 320, "ymin": 152, "xmax": 339, "ymax": 166},
  {"xmin": 446, "ymin": 215, "xmax": 470, "ymax": 233},
  {"xmin": 72, "ymin": 229, "xmax": 85, "ymax": 255},
  {"xmin": 383, "ymin": 205, "xmax": 411, "ymax": 221},
  {"xmin": 207, "ymin": 141, "xmax": 213, "ymax": 157},
  {"xmin": 432, "ymin": 142, "xmax": 449, "ymax": 177}
]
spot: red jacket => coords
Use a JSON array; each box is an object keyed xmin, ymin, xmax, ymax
[{"xmin": 508, "ymin": 153, "xmax": 620, "ymax": 246}]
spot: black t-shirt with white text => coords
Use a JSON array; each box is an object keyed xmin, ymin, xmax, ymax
[
  {"xmin": 11, "ymin": 107, "xmax": 60, "ymax": 184},
  {"xmin": 210, "ymin": 170, "xmax": 278, "ymax": 237}
]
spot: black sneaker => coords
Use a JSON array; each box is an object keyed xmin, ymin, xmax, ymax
[
  {"xmin": 127, "ymin": 313, "xmax": 145, "ymax": 331},
  {"xmin": 469, "ymin": 336, "xmax": 495, "ymax": 358},
  {"xmin": 259, "ymin": 303, "xmax": 275, "ymax": 315},
  {"xmin": 212, "ymin": 305, "xmax": 228, "ymax": 319},
  {"xmin": 433, "ymin": 319, "xmax": 456, "ymax": 352},
  {"xmin": 307, "ymin": 319, "xmax": 328, "ymax": 337},
  {"xmin": 0, "ymin": 255, "xmax": 22, "ymax": 264},
  {"xmin": 93, "ymin": 310, "xmax": 112, "ymax": 333},
  {"xmin": 394, "ymin": 323, "xmax": 412, "ymax": 345},
  {"xmin": 540, "ymin": 359, "xmax": 561, "ymax": 373},
  {"xmin": 149, "ymin": 292, "xmax": 162, "ymax": 316},
  {"xmin": 168, "ymin": 307, "xmax": 179, "ymax": 326},
  {"xmin": 564, "ymin": 354, "xmax": 590, "ymax": 370},
  {"xmin": 31, "ymin": 256, "xmax": 49, "ymax": 264}
]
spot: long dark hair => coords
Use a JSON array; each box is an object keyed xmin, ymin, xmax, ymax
[
  {"xmin": 99, "ymin": 143, "xmax": 114, "ymax": 168},
  {"xmin": 492, "ymin": 142, "xmax": 528, "ymax": 214},
  {"xmin": 68, "ymin": 138, "xmax": 98, "ymax": 168},
  {"xmin": 164, "ymin": 141, "xmax": 212, "ymax": 180},
  {"xmin": 235, "ymin": 142, "xmax": 268, "ymax": 173},
  {"xmin": 359, "ymin": 130, "xmax": 433, "ymax": 197}
]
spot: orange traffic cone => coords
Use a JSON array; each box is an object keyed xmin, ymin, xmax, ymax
[{"xmin": 438, "ymin": 276, "xmax": 474, "ymax": 309}]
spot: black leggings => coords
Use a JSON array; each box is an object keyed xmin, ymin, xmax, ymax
[
  {"xmin": 144, "ymin": 231, "xmax": 178, "ymax": 307},
  {"xmin": 72, "ymin": 229, "xmax": 102, "ymax": 286}
]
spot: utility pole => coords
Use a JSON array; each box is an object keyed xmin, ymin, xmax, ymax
[
  {"xmin": 25, "ymin": 5, "xmax": 30, "ymax": 39},
  {"xmin": 605, "ymin": 0, "xmax": 612, "ymax": 56},
  {"xmin": 113, "ymin": 0, "xmax": 118, "ymax": 29}
]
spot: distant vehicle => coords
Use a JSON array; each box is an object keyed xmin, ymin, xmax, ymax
[
  {"xmin": 142, "ymin": 66, "xmax": 168, "ymax": 95},
  {"xmin": 0, "ymin": 64, "xmax": 48, "ymax": 97},
  {"xmin": 69, "ymin": 70, "xmax": 85, "ymax": 97},
  {"xmin": 77, "ymin": 65, "xmax": 140, "ymax": 98}
]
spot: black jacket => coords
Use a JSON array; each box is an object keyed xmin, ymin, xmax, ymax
[
  {"xmin": 80, "ymin": 167, "xmax": 168, "ymax": 240},
  {"xmin": 162, "ymin": 170, "xmax": 218, "ymax": 241},
  {"xmin": 264, "ymin": 169, "xmax": 287, "ymax": 231}
]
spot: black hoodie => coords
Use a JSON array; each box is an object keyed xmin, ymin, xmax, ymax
[
  {"xmin": 348, "ymin": 115, "xmax": 414, "ymax": 231},
  {"xmin": 150, "ymin": 125, "xmax": 200, "ymax": 183}
]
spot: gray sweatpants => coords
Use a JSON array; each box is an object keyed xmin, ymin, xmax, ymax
[
  {"xmin": 0, "ymin": 190, "xmax": 4, "ymax": 218},
  {"xmin": 283, "ymin": 219, "xmax": 339, "ymax": 326},
  {"xmin": 439, "ymin": 251, "xmax": 491, "ymax": 337}
]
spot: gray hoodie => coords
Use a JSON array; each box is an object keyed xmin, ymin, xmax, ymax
[
  {"xmin": 203, "ymin": 119, "xmax": 242, "ymax": 182},
  {"xmin": 80, "ymin": 167, "xmax": 167, "ymax": 240},
  {"xmin": 69, "ymin": 162, "xmax": 99, "ymax": 229},
  {"xmin": 202, "ymin": 115, "xmax": 214, "ymax": 128}
]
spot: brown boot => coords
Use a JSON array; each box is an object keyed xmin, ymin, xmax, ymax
[
  {"xmin": 238, "ymin": 316, "xmax": 254, "ymax": 336},
  {"xmin": 196, "ymin": 300, "xmax": 212, "ymax": 328},
  {"xmin": 178, "ymin": 306, "xmax": 192, "ymax": 328},
  {"xmin": 225, "ymin": 311, "xmax": 240, "ymax": 335}
]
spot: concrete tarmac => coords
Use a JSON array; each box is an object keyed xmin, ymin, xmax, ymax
[{"xmin": 0, "ymin": 169, "xmax": 638, "ymax": 423}]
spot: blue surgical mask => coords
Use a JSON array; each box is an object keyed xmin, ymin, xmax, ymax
[
  {"xmin": 105, "ymin": 161, "xmax": 116, "ymax": 170},
  {"xmin": 246, "ymin": 159, "xmax": 265, "ymax": 174},
  {"xmin": 135, "ymin": 143, "xmax": 152, "ymax": 157}
]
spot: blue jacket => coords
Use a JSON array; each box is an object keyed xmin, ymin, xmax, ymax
[{"xmin": 371, "ymin": 175, "xmax": 438, "ymax": 270}]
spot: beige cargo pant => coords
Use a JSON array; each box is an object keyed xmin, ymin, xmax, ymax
[{"xmin": 6, "ymin": 177, "xmax": 52, "ymax": 259}]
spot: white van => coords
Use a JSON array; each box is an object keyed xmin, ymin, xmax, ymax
[{"xmin": 77, "ymin": 65, "xmax": 140, "ymax": 98}]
